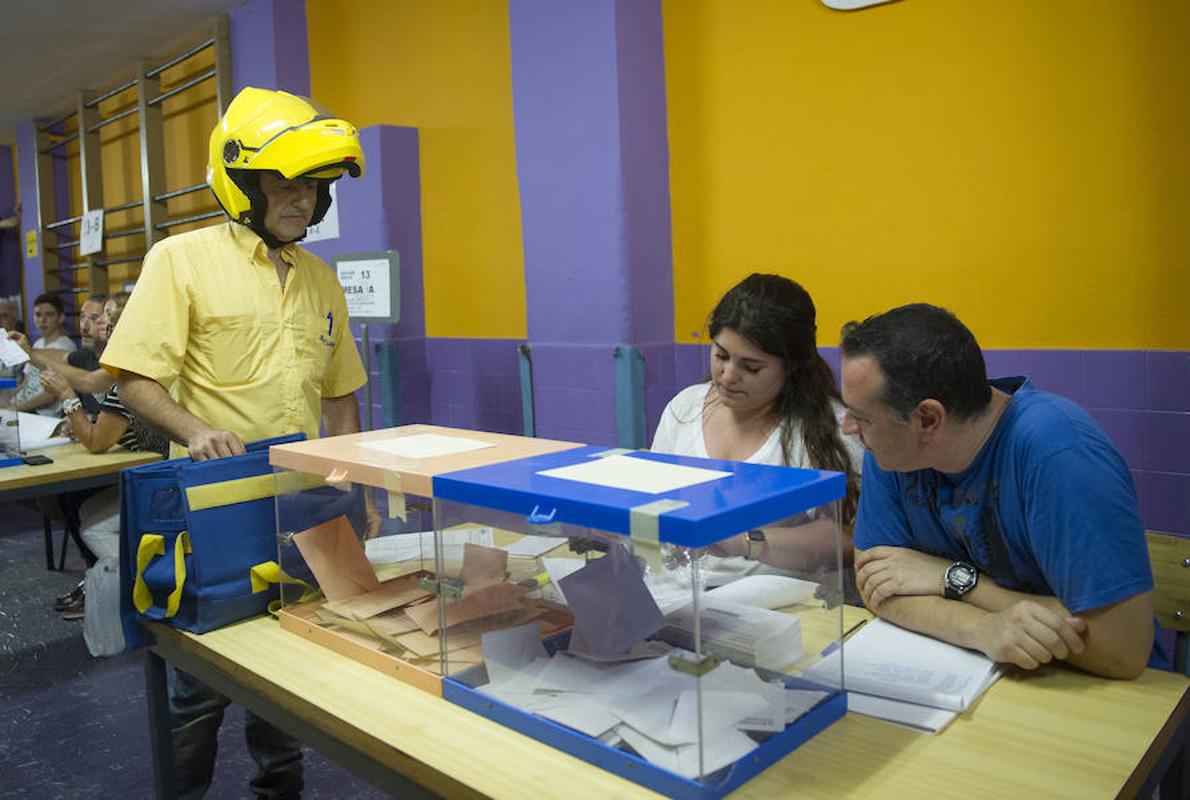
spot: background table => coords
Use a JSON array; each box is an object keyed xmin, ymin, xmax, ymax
[
  {"xmin": 144, "ymin": 616, "xmax": 1189, "ymax": 800},
  {"xmin": 0, "ymin": 443, "xmax": 161, "ymax": 568}
]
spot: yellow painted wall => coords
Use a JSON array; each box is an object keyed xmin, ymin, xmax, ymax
[
  {"xmin": 306, "ymin": 0, "xmax": 527, "ymax": 339},
  {"xmin": 664, "ymin": 0, "xmax": 1190, "ymax": 349}
]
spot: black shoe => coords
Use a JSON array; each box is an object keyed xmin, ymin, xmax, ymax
[
  {"xmin": 59, "ymin": 588, "xmax": 85, "ymax": 620},
  {"xmin": 53, "ymin": 580, "xmax": 84, "ymax": 612}
]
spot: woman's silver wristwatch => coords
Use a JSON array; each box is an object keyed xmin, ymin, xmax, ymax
[{"xmin": 61, "ymin": 397, "xmax": 83, "ymax": 415}]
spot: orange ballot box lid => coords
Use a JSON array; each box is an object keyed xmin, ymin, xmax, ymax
[{"xmin": 268, "ymin": 424, "xmax": 585, "ymax": 498}]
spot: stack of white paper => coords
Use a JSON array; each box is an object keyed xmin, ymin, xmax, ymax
[
  {"xmin": 803, "ymin": 618, "xmax": 1002, "ymax": 734},
  {"xmin": 660, "ymin": 598, "xmax": 803, "ymax": 672},
  {"xmin": 364, "ymin": 526, "xmax": 494, "ymax": 565}
]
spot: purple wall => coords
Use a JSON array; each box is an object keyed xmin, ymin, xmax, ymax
[
  {"xmin": 613, "ymin": 0, "xmax": 674, "ymax": 345},
  {"xmin": 510, "ymin": 0, "xmax": 674, "ymax": 445},
  {"xmin": 305, "ymin": 125, "xmax": 429, "ymax": 428},
  {"xmin": 230, "ymin": 0, "xmax": 311, "ymax": 95},
  {"xmin": 0, "ymin": 146, "xmax": 20, "ymax": 299},
  {"xmin": 14, "ymin": 123, "xmax": 44, "ymax": 326},
  {"xmin": 511, "ymin": 0, "xmax": 627, "ymax": 344},
  {"xmin": 425, "ymin": 339, "xmax": 525, "ymax": 435}
]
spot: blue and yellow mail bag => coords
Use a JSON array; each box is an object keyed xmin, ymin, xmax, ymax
[{"xmin": 118, "ymin": 434, "xmax": 308, "ymax": 649}]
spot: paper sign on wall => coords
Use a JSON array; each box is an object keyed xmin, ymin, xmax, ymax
[
  {"xmin": 304, "ymin": 182, "xmax": 340, "ymax": 243},
  {"xmin": 333, "ymin": 251, "xmax": 400, "ymax": 324},
  {"xmin": 80, "ymin": 209, "xmax": 104, "ymax": 255}
]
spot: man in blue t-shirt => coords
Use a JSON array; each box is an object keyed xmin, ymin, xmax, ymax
[{"xmin": 841, "ymin": 304, "xmax": 1153, "ymax": 679}]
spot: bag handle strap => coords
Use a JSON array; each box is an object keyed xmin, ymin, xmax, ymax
[
  {"xmin": 249, "ymin": 560, "xmax": 320, "ymax": 615},
  {"xmin": 132, "ymin": 531, "xmax": 191, "ymax": 619}
]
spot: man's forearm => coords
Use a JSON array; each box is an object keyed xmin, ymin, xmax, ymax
[
  {"xmin": 117, "ymin": 371, "xmax": 205, "ymax": 447},
  {"xmin": 964, "ymin": 580, "xmax": 1152, "ymax": 677},
  {"xmin": 321, "ymin": 393, "xmax": 362, "ymax": 438},
  {"xmin": 49, "ymin": 361, "xmax": 113, "ymax": 394},
  {"xmin": 878, "ymin": 581, "xmax": 1151, "ymax": 678},
  {"xmin": 30, "ymin": 349, "xmax": 68, "ymax": 369},
  {"xmin": 866, "ymin": 593, "xmax": 991, "ymax": 652}
]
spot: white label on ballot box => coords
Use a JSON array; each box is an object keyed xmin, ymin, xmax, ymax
[
  {"xmin": 359, "ymin": 432, "xmax": 492, "ymax": 460},
  {"xmin": 537, "ymin": 454, "xmax": 730, "ymax": 494}
]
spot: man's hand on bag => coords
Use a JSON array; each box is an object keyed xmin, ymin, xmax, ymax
[{"xmin": 188, "ymin": 428, "xmax": 246, "ymax": 461}]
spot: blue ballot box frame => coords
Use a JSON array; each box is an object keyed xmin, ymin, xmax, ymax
[
  {"xmin": 432, "ymin": 446, "xmax": 848, "ymax": 800},
  {"xmin": 432, "ymin": 445, "xmax": 846, "ymax": 548}
]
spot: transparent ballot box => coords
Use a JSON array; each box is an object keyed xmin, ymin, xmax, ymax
[
  {"xmin": 269, "ymin": 424, "xmax": 583, "ymax": 695},
  {"xmin": 0, "ymin": 377, "xmax": 20, "ymax": 467},
  {"xmin": 431, "ymin": 446, "xmax": 848, "ymax": 800}
]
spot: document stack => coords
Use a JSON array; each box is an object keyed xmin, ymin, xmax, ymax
[
  {"xmin": 662, "ymin": 597, "xmax": 803, "ymax": 672},
  {"xmin": 805, "ymin": 617, "xmax": 1002, "ymax": 734}
]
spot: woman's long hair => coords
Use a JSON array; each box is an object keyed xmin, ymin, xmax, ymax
[{"xmin": 708, "ymin": 273, "xmax": 858, "ymax": 523}]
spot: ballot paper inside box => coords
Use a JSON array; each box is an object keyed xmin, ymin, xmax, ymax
[
  {"xmin": 431, "ymin": 445, "xmax": 848, "ymax": 800},
  {"xmin": 269, "ymin": 425, "xmax": 584, "ymax": 696}
]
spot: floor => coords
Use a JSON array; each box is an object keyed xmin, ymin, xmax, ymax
[{"xmin": 0, "ymin": 500, "xmax": 393, "ymax": 799}]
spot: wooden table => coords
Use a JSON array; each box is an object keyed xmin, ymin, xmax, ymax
[
  {"xmin": 0, "ymin": 442, "xmax": 161, "ymax": 568},
  {"xmin": 143, "ymin": 616, "xmax": 1189, "ymax": 800}
]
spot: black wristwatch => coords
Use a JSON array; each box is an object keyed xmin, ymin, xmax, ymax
[
  {"xmin": 944, "ymin": 561, "xmax": 979, "ymax": 600},
  {"xmin": 745, "ymin": 529, "xmax": 765, "ymax": 561}
]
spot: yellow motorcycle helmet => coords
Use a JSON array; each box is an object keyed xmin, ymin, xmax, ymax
[{"xmin": 208, "ymin": 87, "xmax": 364, "ymax": 243}]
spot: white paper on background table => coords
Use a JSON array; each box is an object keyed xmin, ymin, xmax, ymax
[
  {"xmin": 0, "ymin": 331, "xmax": 29, "ymax": 367},
  {"xmin": 358, "ymin": 433, "xmax": 494, "ymax": 459},
  {"xmin": 16, "ymin": 411, "xmax": 71, "ymax": 450},
  {"xmin": 537, "ymin": 454, "xmax": 730, "ymax": 494}
]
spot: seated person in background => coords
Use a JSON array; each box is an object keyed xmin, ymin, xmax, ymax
[
  {"xmin": 76, "ymin": 295, "xmax": 106, "ymax": 355},
  {"xmin": 652, "ymin": 273, "xmax": 863, "ymax": 577},
  {"xmin": 0, "ymin": 201, "xmax": 19, "ymax": 231},
  {"xmin": 10, "ymin": 293, "xmax": 77, "ymax": 415},
  {"xmin": 8, "ymin": 293, "xmax": 126, "ymax": 416},
  {"xmin": 0, "ymin": 296, "xmax": 22, "ymax": 377},
  {"xmin": 40, "ymin": 305, "xmax": 166, "ymax": 634},
  {"xmin": 0, "ymin": 296, "xmax": 21, "ymax": 330},
  {"xmin": 843, "ymin": 304, "xmax": 1154, "ymax": 679}
]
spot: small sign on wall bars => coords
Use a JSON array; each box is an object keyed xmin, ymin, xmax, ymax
[
  {"xmin": 80, "ymin": 209, "xmax": 105, "ymax": 256},
  {"xmin": 332, "ymin": 251, "xmax": 400, "ymax": 324}
]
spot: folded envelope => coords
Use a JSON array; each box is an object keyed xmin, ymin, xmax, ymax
[
  {"xmin": 406, "ymin": 582, "xmax": 532, "ymax": 635},
  {"xmin": 458, "ymin": 542, "xmax": 509, "ymax": 588},
  {"xmin": 293, "ymin": 515, "xmax": 382, "ymax": 601},
  {"xmin": 322, "ymin": 573, "xmax": 432, "ymax": 620}
]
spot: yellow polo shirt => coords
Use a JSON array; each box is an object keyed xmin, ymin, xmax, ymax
[{"xmin": 101, "ymin": 222, "xmax": 366, "ymax": 457}]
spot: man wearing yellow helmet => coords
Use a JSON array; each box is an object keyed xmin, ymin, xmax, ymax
[{"xmin": 100, "ymin": 87, "xmax": 370, "ymax": 799}]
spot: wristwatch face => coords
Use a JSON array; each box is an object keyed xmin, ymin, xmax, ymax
[
  {"xmin": 745, "ymin": 529, "xmax": 765, "ymax": 560},
  {"xmin": 946, "ymin": 562, "xmax": 978, "ymax": 595}
]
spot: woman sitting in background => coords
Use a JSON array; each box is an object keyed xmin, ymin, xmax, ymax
[
  {"xmin": 40, "ymin": 304, "xmax": 166, "ymax": 650},
  {"xmin": 652, "ymin": 273, "xmax": 863, "ymax": 582}
]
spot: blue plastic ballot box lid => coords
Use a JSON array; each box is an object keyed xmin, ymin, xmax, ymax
[{"xmin": 432, "ymin": 445, "xmax": 845, "ymax": 549}]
